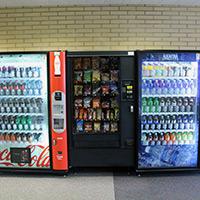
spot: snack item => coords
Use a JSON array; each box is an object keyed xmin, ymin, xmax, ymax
[
  {"xmin": 84, "ymin": 122, "xmax": 92, "ymax": 132},
  {"xmin": 83, "ymin": 109, "xmax": 88, "ymax": 120},
  {"xmin": 102, "ymin": 122, "xmax": 110, "ymax": 132},
  {"xmin": 111, "ymin": 98, "xmax": 119, "ymax": 108},
  {"xmin": 76, "ymin": 120, "xmax": 83, "ymax": 132},
  {"xmin": 92, "ymin": 70, "xmax": 100, "ymax": 82},
  {"xmin": 96, "ymin": 108, "xmax": 102, "ymax": 121},
  {"xmin": 73, "ymin": 58, "xmax": 82, "ymax": 70},
  {"xmin": 74, "ymin": 71, "xmax": 83, "ymax": 83},
  {"xmin": 75, "ymin": 108, "xmax": 79, "ymax": 119},
  {"xmin": 79, "ymin": 108, "xmax": 84, "ymax": 119},
  {"xmin": 111, "ymin": 70, "xmax": 119, "ymax": 82},
  {"xmin": 84, "ymin": 85, "xmax": 91, "ymax": 96},
  {"xmin": 94, "ymin": 122, "xmax": 101, "ymax": 132},
  {"xmin": 92, "ymin": 57, "xmax": 100, "ymax": 69},
  {"xmin": 102, "ymin": 100, "xmax": 110, "ymax": 108},
  {"xmin": 114, "ymin": 108, "xmax": 120, "ymax": 120},
  {"xmin": 101, "ymin": 73, "xmax": 110, "ymax": 82},
  {"xmin": 84, "ymin": 97, "xmax": 92, "ymax": 108},
  {"xmin": 100, "ymin": 57, "xmax": 110, "ymax": 70},
  {"xmin": 93, "ymin": 97, "xmax": 100, "ymax": 108},
  {"xmin": 111, "ymin": 122, "xmax": 118, "ymax": 132},
  {"xmin": 110, "ymin": 83, "xmax": 119, "ymax": 95},
  {"xmin": 74, "ymin": 85, "xmax": 83, "ymax": 96},
  {"xmin": 74, "ymin": 98, "xmax": 82, "ymax": 107},
  {"xmin": 110, "ymin": 57, "xmax": 119, "ymax": 69},
  {"xmin": 92, "ymin": 83, "xmax": 101, "ymax": 96},
  {"xmin": 82, "ymin": 57, "xmax": 91, "ymax": 69},
  {"xmin": 87, "ymin": 108, "xmax": 93, "ymax": 120},
  {"xmin": 84, "ymin": 70, "xmax": 92, "ymax": 83},
  {"xmin": 102, "ymin": 85, "xmax": 110, "ymax": 95}
]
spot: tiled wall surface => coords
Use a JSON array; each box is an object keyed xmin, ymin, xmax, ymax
[{"xmin": 0, "ymin": 5, "xmax": 200, "ymax": 51}]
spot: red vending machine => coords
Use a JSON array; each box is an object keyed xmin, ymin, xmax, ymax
[{"xmin": 0, "ymin": 51, "xmax": 68, "ymax": 173}]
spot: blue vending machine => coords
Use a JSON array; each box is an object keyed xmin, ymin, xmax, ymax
[{"xmin": 136, "ymin": 50, "xmax": 200, "ymax": 171}]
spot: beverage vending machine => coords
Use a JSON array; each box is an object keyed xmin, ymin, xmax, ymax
[
  {"xmin": 136, "ymin": 50, "xmax": 200, "ymax": 172},
  {"xmin": 0, "ymin": 52, "xmax": 68, "ymax": 173},
  {"xmin": 67, "ymin": 51, "xmax": 135, "ymax": 167}
]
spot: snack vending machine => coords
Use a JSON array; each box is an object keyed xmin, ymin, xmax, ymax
[
  {"xmin": 67, "ymin": 51, "xmax": 135, "ymax": 167},
  {"xmin": 0, "ymin": 52, "xmax": 68, "ymax": 173},
  {"xmin": 136, "ymin": 50, "xmax": 200, "ymax": 172}
]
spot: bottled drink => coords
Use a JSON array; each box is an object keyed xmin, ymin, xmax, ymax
[
  {"xmin": 182, "ymin": 115, "xmax": 189, "ymax": 129},
  {"xmin": 142, "ymin": 79, "xmax": 147, "ymax": 95},
  {"xmin": 160, "ymin": 97, "xmax": 166, "ymax": 112},
  {"xmin": 142, "ymin": 97, "xmax": 147, "ymax": 113},
  {"xmin": 187, "ymin": 131, "xmax": 193, "ymax": 141},
  {"xmin": 177, "ymin": 115, "xmax": 184, "ymax": 130},
  {"xmin": 183, "ymin": 98, "xmax": 189, "ymax": 113},
  {"xmin": 165, "ymin": 79, "xmax": 171, "ymax": 95},
  {"xmin": 165, "ymin": 97, "xmax": 172, "ymax": 112},
  {"xmin": 171, "ymin": 97, "xmax": 178, "ymax": 112},
  {"xmin": 153, "ymin": 115, "xmax": 159, "ymax": 130},
  {"xmin": 147, "ymin": 133, "xmax": 153, "ymax": 144},
  {"xmin": 154, "ymin": 97, "xmax": 160, "ymax": 112},
  {"xmin": 177, "ymin": 97, "xmax": 183, "ymax": 112},
  {"xmin": 153, "ymin": 79, "xmax": 161, "ymax": 95},
  {"xmin": 164, "ymin": 132, "xmax": 170, "ymax": 144},
  {"xmin": 159, "ymin": 115, "xmax": 165, "ymax": 130},
  {"xmin": 27, "ymin": 133, "xmax": 34, "ymax": 143},
  {"xmin": 147, "ymin": 115, "xmax": 154, "ymax": 130},
  {"xmin": 147, "ymin": 98, "xmax": 153, "ymax": 113},
  {"xmin": 188, "ymin": 115, "xmax": 194, "ymax": 129},
  {"xmin": 170, "ymin": 132, "xmax": 176, "ymax": 144},
  {"xmin": 187, "ymin": 97, "xmax": 194, "ymax": 112},
  {"xmin": 159, "ymin": 79, "xmax": 166, "ymax": 94},
  {"xmin": 165, "ymin": 115, "xmax": 171, "ymax": 129}
]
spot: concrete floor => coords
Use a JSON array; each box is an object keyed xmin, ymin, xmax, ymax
[{"xmin": 0, "ymin": 171, "xmax": 200, "ymax": 200}]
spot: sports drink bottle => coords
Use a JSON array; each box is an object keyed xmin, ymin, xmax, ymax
[
  {"xmin": 147, "ymin": 98, "xmax": 153, "ymax": 113},
  {"xmin": 154, "ymin": 97, "xmax": 160, "ymax": 112},
  {"xmin": 153, "ymin": 115, "xmax": 159, "ymax": 130},
  {"xmin": 159, "ymin": 115, "xmax": 165, "ymax": 130},
  {"xmin": 142, "ymin": 97, "xmax": 147, "ymax": 113},
  {"xmin": 147, "ymin": 115, "xmax": 154, "ymax": 130}
]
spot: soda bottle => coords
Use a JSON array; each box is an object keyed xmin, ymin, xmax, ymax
[
  {"xmin": 187, "ymin": 131, "xmax": 194, "ymax": 142},
  {"xmin": 165, "ymin": 97, "xmax": 171, "ymax": 112},
  {"xmin": 168, "ymin": 65, "xmax": 174, "ymax": 77},
  {"xmin": 148, "ymin": 80, "xmax": 154, "ymax": 95},
  {"xmin": 147, "ymin": 98, "xmax": 153, "ymax": 113},
  {"xmin": 16, "ymin": 133, "xmax": 22, "ymax": 143},
  {"xmin": 165, "ymin": 115, "xmax": 171, "ymax": 129},
  {"xmin": 159, "ymin": 132, "xmax": 165, "ymax": 145},
  {"xmin": 142, "ymin": 79, "xmax": 147, "ymax": 95},
  {"xmin": 187, "ymin": 79, "xmax": 195, "ymax": 95},
  {"xmin": 187, "ymin": 97, "xmax": 194, "ymax": 112},
  {"xmin": 182, "ymin": 79, "xmax": 188, "ymax": 95},
  {"xmin": 147, "ymin": 133, "xmax": 153, "ymax": 145},
  {"xmin": 15, "ymin": 116, "xmax": 22, "ymax": 130},
  {"xmin": 27, "ymin": 133, "xmax": 34, "ymax": 143},
  {"xmin": 160, "ymin": 97, "xmax": 166, "ymax": 112},
  {"xmin": 165, "ymin": 79, "xmax": 171, "ymax": 95},
  {"xmin": 164, "ymin": 132, "xmax": 170, "ymax": 144},
  {"xmin": 12, "ymin": 116, "xmax": 17, "ymax": 130},
  {"xmin": 154, "ymin": 97, "xmax": 160, "ymax": 112},
  {"xmin": 182, "ymin": 115, "xmax": 189, "ymax": 129},
  {"xmin": 150, "ymin": 64, "xmax": 155, "ymax": 77},
  {"xmin": 36, "ymin": 98, "xmax": 43, "ymax": 113},
  {"xmin": 170, "ymin": 132, "xmax": 176, "ymax": 144},
  {"xmin": 159, "ymin": 79, "xmax": 166, "ymax": 95},
  {"xmin": 147, "ymin": 115, "xmax": 154, "ymax": 130},
  {"xmin": 21, "ymin": 133, "xmax": 27, "ymax": 143},
  {"xmin": 183, "ymin": 98, "xmax": 189, "ymax": 113},
  {"xmin": 153, "ymin": 132, "xmax": 158, "ymax": 143},
  {"xmin": 182, "ymin": 131, "xmax": 188, "ymax": 143},
  {"xmin": 188, "ymin": 115, "xmax": 194, "ymax": 129},
  {"xmin": 176, "ymin": 115, "xmax": 182, "ymax": 130},
  {"xmin": 141, "ymin": 115, "xmax": 147, "ymax": 130},
  {"xmin": 142, "ymin": 97, "xmax": 147, "ymax": 113},
  {"xmin": 159, "ymin": 115, "xmax": 165, "ymax": 130},
  {"xmin": 20, "ymin": 67, "xmax": 26, "ymax": 78},
  {"xmin": 142, "ymin": 63, "xmax": 148, "ymax": 77},
  {"xmin": 177, "ymin": 97, "xmax": 183, "ymax": 113},
  {"xmin": 153, "ymin": 80, "xmax": 161, "ymax": 95},
  {"xmin": 153, "ymin": 115, "xmax": 159, "ymax": 130},
  {"xmin": 10, "ymin": 133, "xmax": 16, "ymax": 143}
]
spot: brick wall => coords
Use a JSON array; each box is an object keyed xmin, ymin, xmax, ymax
[{"xmin": 0, "ymin": 5, "xmax": 200, "ymax": 51}]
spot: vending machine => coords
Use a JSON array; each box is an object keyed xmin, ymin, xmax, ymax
[
  {"xmin": 0, "ymin": 52, "xmax": 68, "ymax": 173},
  {"xmin": 136, "ymin": 50, "xmax": 200, "ymax": 172},
  {"xmin": 67, "ymin": 51, "xmax": 135, "ymax": 167}
]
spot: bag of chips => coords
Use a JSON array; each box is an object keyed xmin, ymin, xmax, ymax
[
  {"xmin": 82, "ymin": 57, "xmax": 91, "ymax": 69},
  {"xmin": 73, "ymin": 58, "xmax": 82, "ymax": 70},
  {"xmin": 76, "ymin": 120, "xmax": 83, "ymax": 132},
  {"xmin": 74, "ymin": 71, "xmax": 83, "ymax": 83},
  {"xmin": 74, "ymin": 85, "xmax": 83, "ymax": 96},
  {"xmin": 92, "ymin": 70, "xmax": 101, "ymax": 82},
  {"xmin": 84, "ymin": 70, "xmax": 92, "ymax": 83},
  {"xmin": 92, "ymin": 57, "xmax": 100, "ymax": 69},
  {"xmin": 94, "ymin": 122, "xmax": 101, "ymax": 132},
  {"xmin": 111, "ymin": 70, "xmax": 119, "ymax": 82}
]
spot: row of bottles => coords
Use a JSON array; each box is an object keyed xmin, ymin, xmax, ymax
[
  {"xmin": 141, "ymin": 131, "xmax": 195, "ymax": 146},
  {"xmin": 0, "ymin": 98, "xmax": 43, "ymax": 113},
  {"xmin": 0, "ymin": 132, "xmax": 41, "ymax": 143},
  {"xmin": 142, "ymin": 97, "xmax": 195, "ymax": 113},
  {"xmin": 0, "ymin": 80, "xmax": 42, "ymax": 96},
  {"xmin": 142, "ymin": 62, "xmax": 195, "ymax": 77},
  {"xmin": 141, "ymin": 114, "xmax": 195, "ymax": 130},
  {"xmin": 0, "ymin": 115, "xmax": 44, "ymax": 131},
  {"xmin": 142, "ymin": 79, "xmax": 196, "ymax": 95},
  {"xmin": 75, "ymin": 120, "xmax": 118, "ymax": 133},
  {"xmin": 0, "ymin": 66, "xmax": 41, "ymax": 78}
]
